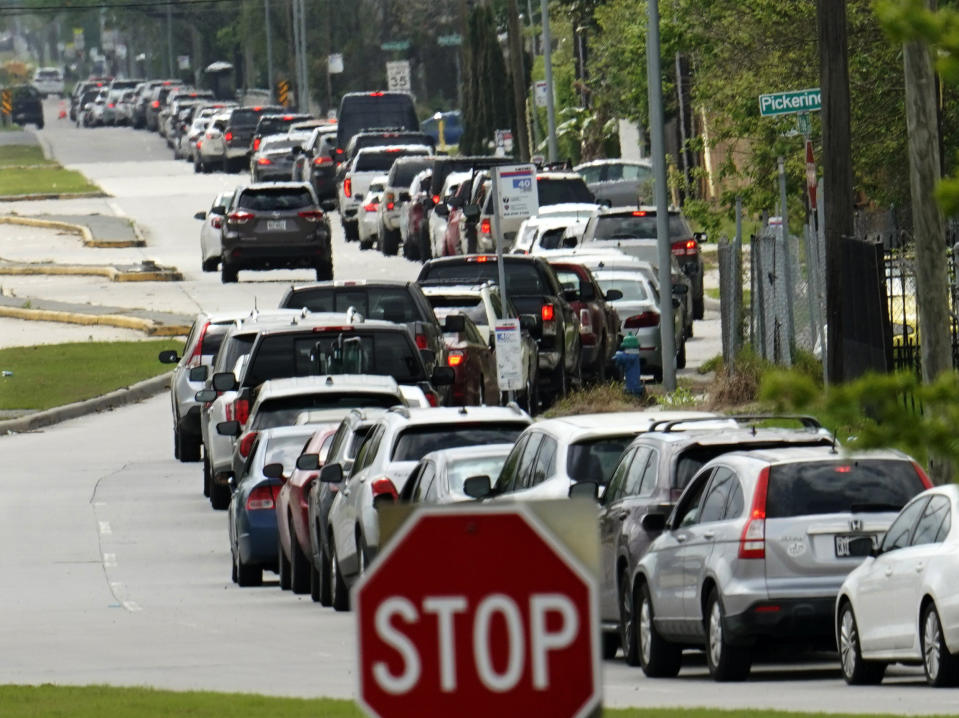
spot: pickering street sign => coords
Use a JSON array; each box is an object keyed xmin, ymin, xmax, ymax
[{"xmin": 758, "ymin": 88, "xmax": 821, "ymax": 117}]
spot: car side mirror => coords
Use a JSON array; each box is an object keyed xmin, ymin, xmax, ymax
[
  {"xmin": 321, "ymin": 199, "xmax": 337, "ymax": 212},
  {"xmin": 188, "ymin": 365, "xmax": 208, "ymax": 382},
  {"xmin": 600, "ymin": 198, "xmax": 613, "ymax": 208},
  {"xmin": 568, "ymin": 481, "xmax": 599, "ymax": 501},
  {"xmin": 605, "ymin": 289, "xmax": 623, "ymax": 301},
  {"xmin": 212, "ymin": 205, "xmax": 226, "ymax": 215},
  {"xmin": 694, "ymin": 232, "xmax": 706, "ymax": 242},
  {"xmin": 463, "ymin": 204, "xmax": 480, "ymax": 222},
  {"xmin": 319, "ymin": 462, "xmax": 343, "ymax": 484},
  {"xmin": 562, "ymin": 288, "xmax": 579, "ymax": 302},
  {"xmin": 463, "ymin": 475, "xmax": 491, "ymax": 499},
  {"xmin": 433, "ymin": 203, "xmax": 449, "ymax": 218},
  {"xmin": 641, "ymin": 511, "xmax": 668, "ymax": 533},
  {"xmin": 291, "ymin": 145, "xmax": 303, "ymax": 155},
  {"xmin": 519, "ymin": 314, "xmax": 538, "ymax": 332},
  {"xmin": 296, "ymin": 453, "xmax": 321, "ymax": 471},
  {"xmin": 193, "ymin": 211, "xmax": 206, "ymax": 220},
  {"xmin": 431, "ymin": 366, "xmax": 455, "ymax": 386},
  {"xmin": 869, "ymin": 543, "xmax": 883, "ymax": 558},
  {"xmin": 263, "ymin": 462, "xmax": 285, "ymax": 479},
  {"xmin": 212, "ymin": 372, "xmax": 238, "ymax": 392},
  {"xmin": 217, "ymin": 420, "xmax": 240, "ymax": 437},
  {"xmin": 444, "ymin": 314, "xmax": 466, "ymax": 333},
  {"xmin": 672, "ymin": 296, "xmax": 682, "ymax": 310},
  {"xmin": 195, "ymin": 388, "xmax": 217, "ymax": 402},
  {"xmin": 158, "ymin": 349, "xmax": 180, "ymax": 364},
  {"xmin": 671, "ymin": 282, "xmax": 689, "ymax": 295}
]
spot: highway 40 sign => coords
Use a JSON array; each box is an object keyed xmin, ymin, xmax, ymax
[{"xmin": 354, "ymin": 505, "xmax": 601, "ymax": 718}]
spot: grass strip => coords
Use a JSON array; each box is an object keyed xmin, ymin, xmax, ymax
[
  {"xmin": 0, "ymin": 340, "xmax": 182, "ymax": 411},
  {"xmin": 0, "ymin": 144, "xmax": 55, "ymax": 167},
  {"xmin": 0, "ymin": 685, "xmax": 952, "ymax": 718},
  {"xmin": 0, "ymin": 144, "xmax": 100, "ymax": 196}
]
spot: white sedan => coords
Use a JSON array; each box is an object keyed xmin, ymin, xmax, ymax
[{"xmin": 836, "ymin": 483, "xmax": 959, "ymax": 687}]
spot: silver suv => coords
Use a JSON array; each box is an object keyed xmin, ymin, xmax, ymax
[{"xmin": 632, "ymin": 445, "xmax": 931, "ymax": 681}]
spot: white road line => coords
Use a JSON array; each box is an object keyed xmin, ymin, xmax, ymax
[
  {"xmin": 98, "ymin": 521, "xmax": 112, "ymax": 535},
  {"xmin": 107, "ymin": 200, "xmax": 128, "ymax": 218},
  {"xmin": 103, "ymin": 553, "xmax": 117, "ymax": 568},
  {"xmin": 122, "ymin": 601, "xmax": 142, "ymax": 613}
]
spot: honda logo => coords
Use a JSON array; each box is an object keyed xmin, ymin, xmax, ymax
[{"xmin": 849, "ymin": 519, "xmax": 863, "ymax": 532}]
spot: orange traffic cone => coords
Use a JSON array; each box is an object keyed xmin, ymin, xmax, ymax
[{"xmin": 58, "ymin": 100, "xmax": 66, "ymax": 119}]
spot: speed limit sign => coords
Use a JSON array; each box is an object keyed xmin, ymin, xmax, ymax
[{"xmin": 386, "ymin": 61, "xmax": 411, "ymax": 93}]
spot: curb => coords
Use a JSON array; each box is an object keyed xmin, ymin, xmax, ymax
[
  {"xmin": 0, "ymin": 305, "xmax": 190, "ymax": 336},
  {"xmin": 0, "ymin": 261, "xmax": 183, "ymax": 282},
  {"xmin": 0, "ymin": 191, "xmax": 110, "ymax": 202},
  {"xmin": 0, "ymin": 372, "xmax": 172, "ymax": 435},
  {"xmin": 0, "ymin": 214, "xmax": 146, "ymax": 248}
]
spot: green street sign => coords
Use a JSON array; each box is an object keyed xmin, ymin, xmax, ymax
[
  {"xmin": 381, "ymin": 40, "xmax": 410, "ymax": 51},
  {"xmin": 759, "ymin": 88, "xmax": 821, "ymax": 117},
  {"xmin": 437, "ymin": 34, "xmax": 462, "ymax": 47}
]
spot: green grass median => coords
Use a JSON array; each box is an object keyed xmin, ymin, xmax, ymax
[
  {"xmin": 0, "ymin": 340, "xmax": 182, "ymax": 411},
  {"xmin": 0, "ymin": 144, "xmax": 100, "ymax": 196},
  {"xmin": 0, "ymin": 685, "xmax": 951, "ymax": 718}
]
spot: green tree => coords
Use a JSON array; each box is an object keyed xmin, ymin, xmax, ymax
[{"xmin": 460, "ymin": 4, "xmax": 513, "ymax": 155}]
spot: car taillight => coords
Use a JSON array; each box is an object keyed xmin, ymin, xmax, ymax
[
  {"xmin": 447, "ymin": 350, "xmax": 465, "ymax": 367},
  {"xmin": 579, "ymin": 308, "xmax": 592, "ymax": 333},
  {"xmin": 313, "ymin": 155, "xmax": 332, "ymax": 165},
  {"xmin": 238, "ymin": 431, "xmax": 258, "ymax": 458},
  {"xmin": 363, "ymin": 201, "xmax": 379, "ymax": 212},
  {"xmin": 225, "ymin": 130, "xmax": 233, "ymax": 142},
  {"xmin": 344, "ymin": 178, "xmax": 352, "ymax": 197},
  {"xmin": 432, "ymin": 194, "xmax": 441, "ymax": 205},
  {"xmin": 298, "ymin": 209, "xmax": 324, "ymax": 222},
  {"xmin": 108, "ymin": 102, "xmax": 114, "ymax": 108},
  {"xmin": 541, "ymin": 304, "xmax": 555, "ymax": 322},
  {"xmin": 425, "ymin": 390, "xmax": 440, "ymax": 407},
  {"xmin": 739, "ymin": 467, "xmax": 769, "ymax": 559},
  {"xmin": 234, "ymin": 398, "xmax": 249, "ymax": 426},
  {"xmin": 211, "ymin": 217, "xmax": 221, "ymax": 229},
  {"xmin": 196, "ymin": 140, "xmax": 203, "ymax": 149},
  {"xmin": 415, "ymin": 333, "xmax": 428, "ymax": 349},
  {"xmin": 187, "ymin": 321, "xmax": 209, "ymax": 369},
  {"xmin": 671, "ymin": 239, "xmax": 698, "ymax": 257},
  {"xmin": 369, "ymin": 91, "xmax": 385, "ymax": 97},
  {"xmin": 631, "ymin": 210, "xmax": 648, "ymax": 217},
  {"xmin": 151, "ymin": 100, "xmax": 159, "ymax": 108},
  {"xmin": 256, "ymin": 157, "xmax": 272, "ymax": 165},
  {"xmin": 480, "ymin": 218, "xmax": 491, "ymax": 235},
  {"xmin": 913, "ymin": 461, "xmax": 934, "ymax": 489},
  {"xmin": 371, "ymin": 476, "xmax": 398, "ymax": 502},
  {"xmin": 624, "ymin": 311, "xmax": 660, "ymax": 328},
  {"xmin": 385, "ymin": 192, "xmax": 395, "ymax": 211},
  {"xmin": 228, "ymin": 211, "xmax": 255, "ymax": 224},
  {"xmin": 246, "ymin": 483, "xmax": 280, "ymax": 511},
  {"xmin": 253, "ymin": 137, "xmax": 261, "ymax": 151}
]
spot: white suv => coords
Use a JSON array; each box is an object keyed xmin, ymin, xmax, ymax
[{"xmin": 32, "ymin": 67, "xmax": 64, "ymax": 97}]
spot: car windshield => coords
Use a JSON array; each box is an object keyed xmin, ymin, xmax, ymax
[
  {"xmin": 245, "ymin": 330, "xmax": 426, "ymax": 386},
  {"xmin": 592, "ymin": 213, "xmax": 691, "ymax": 240},
  {"xmin": 567, "ymin": 435, "xmax": 637, "ymax": 484},
  {"xmin": 282, "ymin": 286, "xmax": 422, "ymax": 322},
  {"xmin": 251, "ymin": 394, "xmax": 399, "ymax": 430},
  {"xmin": 237, "ymin": 188, "xmax": 313, "ymax": 210},
  {"xmin": 594, "ymin": 274, "xmax": 652, "ymax": 302},
  {"xmin": 424, "ymin": 262, "xmax": 547, "ymax": 296},
  {"xmin": 766, "ymin": 459, "xmax": 926, "ymax": 518},
  {"xmin": 391, "ymin": 423, "xmax": 529, "ymax": 462},
  {"xmin": 536, "ymin": 178, "xmax": 594, "ymax": 206},
  {"xmin": 447, "ymin": 454, "xmax": 510, "ymax": 494}
]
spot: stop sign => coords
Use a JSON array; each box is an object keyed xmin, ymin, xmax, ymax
[{"xmin": 355, "ymin": 505, "xmax": 601, "ymax": 718}]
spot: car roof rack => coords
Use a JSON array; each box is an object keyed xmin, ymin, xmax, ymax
[{"xmin": 647, "ymin": 414, "xmax": 822, "ymax": 433}]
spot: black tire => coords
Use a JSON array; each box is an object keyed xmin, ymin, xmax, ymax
[
  {"xmin": 220, "ymin": 156, "xmax": 229, "ymax": 173},
  {"xmin": 637, "ymin": 582, "xmax": 682, "ymax": 677},
  {"xmin": 210, "ymin": 477, "xmax": 231, "ymax": 511},
  {"xmin": 704, "ymin": 589, "xmax": 751, "ymax": 681},
  {"xmin": 289, "ymin": 516, "xmax": 311, "ymax": 595},
  {"xmin": 318, "ymin": 543, "xmax": 332, "ymax": 607},
  {"xmin": 177, "ymin": 429, "xmax": 201, "ymax": 462},
  {"xmin": 522, "ymin": 368, "xmax": 539, "ymax": 416},
  {"xmin": 651, "ymin": 368, "xmax": 663, "ymax": 384},
  {"xmin": 677, "ymin": 337, "xmax": 687, "ymax": 370},
  {"xmin": 278, "ymin": 536, "xmax": 292, "ymax": 591},
  {"xmin": 693, "ymin": 275, "xmax": 705, "ymax": 320},
  {"xmin": 202, "ymin": 256, "xmax": 218, "ymax": 272},
  {"xmin": 221, "ymin": 262, "xmax": 238, "ymax": 284},
  {"xmin": 838, "ymin": 602, "xmax": 885, "ymax": 685},
  {"xmin": 235, "ymin": 548, "xmax": 262, "ymax": 587},
  {"xmin": 343, "ymin": 220, "xmax": 359, "ymax": 241},
  {"xmin": 921, "ymin": 603, "xmax": 959, "ymax": 687},
  {"xmin": 602, "ymin": 632, "xmax": 620, "ymax": 660},
  {"xmin": 383, "ymin": 227, "xmax": 400, "ymax": 256},
  {"xmin": 330, "ymin": 538, "xmax": 349, "ymax": 612},
  {"xmin": 310, "ymin": 561, "xmax": 322, "ymax": 603},
  {"xmin": 173, "ymin": 428, "xmax": 181, "ymax": 460},
  {"xmin": 592, "ymin": 338, "xmax": 608, "ymax": 384},
  {"xmin": 359, "ymin": 237, "xmax": 373, "ymax": 251},
  {"xmin": 619, "ymin": 569, "xmax": 639, "ymax": 665},
  {"xmin": 418, "ymin": 227, "xmax": 431, "ymax": 264},
  {"xmin": 202, "ymin": 454, "xmax": 211, "ymax": 497},
  {"xmin": 315, "ymin": 261, "xmax": 333, "ymax": 281}
]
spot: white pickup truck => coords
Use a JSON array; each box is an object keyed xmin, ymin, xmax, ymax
[{"xmin": 32, "ymin": 67, "xmax": 64, "ymax": 98}]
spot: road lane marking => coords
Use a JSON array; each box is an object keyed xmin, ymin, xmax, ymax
[
  {"xmin": 98, "ymin": 521, "xmax": 112, "ymax": 535},
  {"xmin": 103, "ymin": 553, "xmax": 117, "ymax": 568}
]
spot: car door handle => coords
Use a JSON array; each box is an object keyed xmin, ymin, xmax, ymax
[
  {"xmin": 703, "ymin": 532, "xmax": 715, "ymax": 540},
  {"xmin": 915, "ymin": 562, "xmax": 924, "ymax": 573},
  {"xmin": 676, "ymin": 534, "xmax": 687, "ymax": 543},
  {"xmin": 617, "ymin": 510, "xmax": 629, "ymax": 520},
  {"xmin": 884, "ymin": 567, "xmax": 893, "ymax": 577}
]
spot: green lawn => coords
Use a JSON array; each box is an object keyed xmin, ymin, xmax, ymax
[
  {"xmin": 0, "ymin": 144, "xmax": 100, "ymax": 195},
  {"xmin": 0, "ymin": 144, "xmax": 55, "ymax": 166},
  {"xmin": 0, "ymin": 341, "xmax": 182, "ymax": 411}
]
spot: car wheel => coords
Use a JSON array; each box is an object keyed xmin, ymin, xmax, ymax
[
  {"xmin": 619, "ymin": 569, "xmax": 639, "ymax": 665},
  {"xmin": 315, "ymin": 261, "xmax": 333, "ymax": 281},
  {"xmin": 330, "ymin": 537, "xmax": 349, "ymax": 611},
  {"xmin": 235, "ymin": 547, "xmax": 262, "ymax": 587},
  {"xmin": 922, "ymin": 602, "xmax": 959, "ymax": 686},
  {"xmin": 202, "ymin": 256, "xmax": 218, "ymax": 272},
  {"xmin": 289, "ymin": 516, "xmax": 311, "ymax": 595},
  {"xmin": 522, "ymin": 368, "xmax": 539, "ymax": 415},
  {"xmin": 231, "ymin": 548, "xmax": 238, "ymax": 583},
  {"xmin": 601, "ymin": 632, "xmax": 620, "ymax": 660},
  {"xmin": 318, "ymin": 539, "xmax": 332, "ymax": 607},
  {"xmin": 704, "ymin": 589, "xmax": 751, "ymax": 681},
  {"xmin": 203, "ymin": 454, "xmax": 211, "ymax": 497},
  {"xmin": 651, "ymin": 368, "xmax": 663, "ymax": 384},
  {"xmin": 209, "ymin": 475, "xmax": 231, "ymax": 510},
  {"xmin": 418, "ymin": 227, "xmax": 431, "ymax": 264},
  {"xmin": 384, "ymin": 227, "xmax": 400, "ymax": 256},
  {"xmin": 343, "ymin": 220, "xmax": 358, "ymax": 241},
  {"xmin": 838, "ymin": 602, "xmax": 885, "ymax": 685},
  {"xmin": 693, "ymin": 277, "xmax": 705, "ymax": 320},
  {"xmin": 677, "ymin": 336, "xmax": 687, "ymax": 370},
  {"xmin": 173, "ymin": 427, "xmax": 181, "ymax": 460},
  {"xmin": 178, "ymin": 429, "xmax": 201, "ymax": 462},
  {"xmin": 278, "ymin": 536, "xmax": 292, "ymax": 591},
  {"xmin": 593, "ymin": 338, "xmax": 608, "ymax": 384},
  {"xmin": 637, "ymin": 582, "xmax": 682, "ymax": 676},
  {"xmin": 220, "ymin": 262, "xmax": 238, "ymax": 284}
]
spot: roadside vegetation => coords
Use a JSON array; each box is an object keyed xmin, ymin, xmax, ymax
[
  {"xmin": 0, "ymin": 144, "xmax": 100, "ymax": 196},
  {"xmin": 0, "ymin": 340, "xmax": 181, "ymax": 411}
]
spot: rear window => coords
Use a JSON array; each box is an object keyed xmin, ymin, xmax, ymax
[
  {"xmin": 216, "ymin": 333, "xmax": 256, "ymax": 373},
  {"xmin": 356, "ymin": 150, "xmax": 427, "ymax": 173},
  {"xmin": 567, "ymin": 435, "xmax": 636, "ymax": 485},
  {"xmin": 230, "ymin": 109, "xmax": 261, "ymax": 127},
  {"xmin": 260, "ymin": 137, "xmax": 299, "ymax": 152},
  {"xmin": 391, "ymin": 159, "xmax": 433, "ymax": 188},
  {"xmin": 251, "ymin": 393, "xmax": 399, "ymax": 430},
  {"xmin": 448, "ymin": 455, "xmax": 510, "ymax": 494},
  {"xmin": 537, "ymin": 178, "xmax": 594, "ymax": 206},
  {"xmin": 591, "ymin": 213, "xmax": 691, "ymax": 241},
  {"xmin": 257, "ymin": 115, "xmax": 307, "ymax": 135},
  {"xmin": 391, "ymin": 423, "xmax": 528, "ymax": 462},
  {"xmin": 423, "ymin": 262, "xmax": 547, "ymax": 296},
  {"xmin": 282, "ymin": 286, "xmax": 423, "ymax": 323},
  {"xmin": 245, "ymin": 330, "xmax": 426, "ymax": 386},
  {"xmin": 427, "ymin": 295, "xmax": 488, "ymax": 327},
  {"xmin": 237, "ymin": 188, "xmax": 313, "ymax": 211},
  {"xmin": 766, "ymin": 459, "xmax": 926, "ymax": 518},
  {"xmin": 337, "ymin": 94, "xmax": 419, "ymax": 148},
  {"xmin": 37, "ymin": 70, "xmax": 61, "ymax": 80},
  {"xmin": 263, "ymin": 434, "xmax": 312, "ymax": 475},
  {"xmin": 594, "ymin": 274, "xmax": 652, "ymax": 302},
  {"xmin": 200, "ymin": 328, "xmax": 227, "ymax": 358}
]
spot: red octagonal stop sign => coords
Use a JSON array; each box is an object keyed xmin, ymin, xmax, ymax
[{"xmin": 355, "ymin": 506, "xmax": 601, "ymax": 718}]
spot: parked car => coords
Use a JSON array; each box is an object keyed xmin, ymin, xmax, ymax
[
  {"xmin": 632, "ymin": 446, "xmax": 931, "ymax": 681},
  {"xmin": 228, "ymin": 425, "xmax": 317, "ymax": 586},
  {"xmin": 320, "ymin": 405, "xmax": 532, "ymax": 609},
  {"xmin": 219, "ymin": 182, "xmax": 333, "ymax": 283},
  {"xmin": 575, "ymin": 158, "xmax": 654, "ymax": 207},
  {"xmin": 513, "ymin": 209, "xmax": 594, "ymax": 254},
  {"xmin": 340, "ymin": 129, "xmax": 436, "ymax": 168},
  {"xmin": 250, "ymin": 135, "xmax": 303, "ymax": 182},
  {"xmin": 836, "ymin": 483, "xmax": 959, "ymax": 687},
  {"xmin": 201, "ymin": 105, "xmax": 284, "ymax": 172},
  {"xmin": 400, "ymin": 444, "xmax": 513, "ymax": 505},
  {"xmin": 428, "ymin": 170, "xmax": 473, "ymax": 259},
  {"xmin": 32, "ymin": 67, "xmax": 64, "ymax": 98},
  {"xmin": 9, "ymin": 85, "xmax": 44, "ymax": 129},
  {"xmin": 581, "ymin": 206, "xmax": 706, "ymax": 319},
  {"xmin": 420, "ymin": 110, "xmax": 463, "ymax": 147},
  {"xmin": 194, "ymin": 190, "xmax": 235, "ymax": 272}
]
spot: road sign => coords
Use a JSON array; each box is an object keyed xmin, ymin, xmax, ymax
[
  {"xmin": 795, "ymin": 112, "xmax": 811, "ymax": 136},
  {"xmin": 386, "ymin": 60, "xmax": 411, "ymax": 93},
  {"xmin": 494, "ymin": 318, "xmax": 524, "ymax": 391},
  {"xmin": 355, "ymin": 506, "xmax": 601, "ymax": 718},
  {"xmin": 495, "ymin": 164, "xmax": 538, "ymax": 220},
  {"xmin": 381, "ymin": 40, "xmax": 410, "ymax": 51},
  {"xmin": 276, "ymin": 79, "xmax": 290, "ymax": 106},
  {"xmin": 1, "ymin": 90, "xmax": 12, "ymax": 118},
  {"xmin": 328, "ymin": 53, "xmax": 344, "ymax": 74},
  {"xmin": 758, "ymin": 88, "xmax": 821, "ymax": 117},
  {"xmin": 534, "ymin": 81, "xmax": 548, "ymax": 108},
  {"xmin": 437, "ymin": 33, "xmax": 462, "ymax": 47}
]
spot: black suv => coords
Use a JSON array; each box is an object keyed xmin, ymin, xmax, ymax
[
  {"xmin": 10, "ymin": 85, "xmax": 44, "ymax": 129},
  {"xmin": 418, "ymin": 254, "xmax": 582, "ymax": 405},
  {"xmin": 251, "ymin": 113, "xmax": 312, "ymax": 153},
  {"xmin": 220, "ymin": 182, "xmax": 333, "ymax": 283}
]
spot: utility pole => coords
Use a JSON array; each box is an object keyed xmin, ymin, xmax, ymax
[
  {"xmin": 816, "ymin": 0, "xmax": 853, "ymax": 384},
  {"xmin": 166, "ymin": 2, "xmax": 174, "ymax": 78},
  {"xmin": 506, "ymin": 0, "xmax": 530, "ymax": 161},
  {"xmin": 264, "ymin": 0, "xmax": 275, "ymax": 101},
  {"xmin": 540, "ymin": 0, "xmax": 558, "ymax": 162}
]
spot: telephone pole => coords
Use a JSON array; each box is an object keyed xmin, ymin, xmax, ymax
[{"xmin": 507, "ymin": 0, "xmax": 530, "ymax": 160}]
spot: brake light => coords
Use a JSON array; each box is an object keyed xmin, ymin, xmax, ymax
[
  {"xmin": 252, "ymin": 106, "xmax": 262, "ymax": 111},
  {"xmin": 228, "ymin": 210, "xmax": 255, "ymax": 224},
  {"xmin": 739, "ymin": 467, "xmax": 769, "ymax": 559},
  {"xmin": 253, "ymin": 137, "xmax": 261, "ymax": 151},
  {"xmin": 344, "ymin": 178, "xmax": 352, "ymax": 197},
  {"xmin": 298, "ymin": 210, "xmax": 325, "ymax": 222},
  {"xmin": 541, "ymin": 304, "xmax": 555, "ymax": 322},
  {"xmin": 363, "ymin": 201, "xmax": 379, "ymax": 212},
  {"xmin": 283, "ymin": 115, "xmax": 293, "ymax": 120},
  {"xmin": 256, "ymin": 157, "xmax": 272, "ymax": 165},
  {"xmin": 415, "ymin": 333, "xmax": 428, "ymax": 349},
  {"xmin": 579, "ymin": 308, "xmax": 592, "ymax": 332},
  {"xmin": 471, "ymin": 255, "xmax": 494, "ymax": 263},
  {"xmin": 211, "ymin": 217, "xmax": 221, "ymax": 229},
  {"xmin": 108, "ymin": 102, "xmax": 115, "ymax": 108},
  {"xmin": 369, "ymin": 91, "xmax": 385, "ymax": 97},
  {"xmin": 913, "ymin": 462, "xmax": 934, "ymax": 489},
  {"xmin": 196, "ymin": 140, "xmax": 202, "ymax": 149},
  {"xmin": 313, "ymin": 155, "xmax": 332, "ymax": 165},
  {"xmin": 187, "ymin": 321, "xmax": 209, "ymax": 368},
  {"xmin": 632, "ymin": 210, "xmax": 648, "ymax": 217},
  {"xmin": 246, "ymin": 483, "xmax": 280, "ymax": 511},
  {"xmin": 624, "ymin": 311, "xmax": 660, "ymax": 328},
  {"xmin": 385, "ymin": 192, "xmax": 395, "ymax": 211},
  {"xmin": 234, "ymin": 398, "xmax": 250, "ymax": 426},
  {"xmin": 432, "ymin": 194, "xmax": 441, "ymax": 204},
  {"xmin": 425, "ymin": 390, "xmax": 440, "ymax": 407},
  {"xmin": 480, "ymin": 218, "xmax": 491, "ymax": 235},
  {"xmin": 152, "ymin": 100, "xmax": 159, "ymax": 108},
  {"xmin": 225, "ymin": 130, "xmax": 233, "ymax": 142},
  {"xmin": 447, "ymin": 350, "xmax": 465, "ymax": 367},
  {"xmin": 238, "ymin": 431, "xmax": 258, "ymax": 459}
]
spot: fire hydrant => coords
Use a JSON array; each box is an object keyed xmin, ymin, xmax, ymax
[{"xmin": 613, "ymin": 334, "xmax": 644, "ymax": 397}]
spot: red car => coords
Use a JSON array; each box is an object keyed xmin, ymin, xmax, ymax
[
  {"xmin": 440, "ymin": 313, "xmax": 500, "ymax": 406},
  {"xmin": 275, "ymin": 424, "xmax": 338, "ymax": 594}
]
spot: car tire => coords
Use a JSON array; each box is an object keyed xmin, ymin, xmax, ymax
[
  {"xmin": 343, "ymin": 220, "xmax": 359, "ymax": 241},
  {"xmin": 693, "ymin": 277, "xmax": 705, "ymax": 320},
  {"xmin": 318, "ymin": 542, "xmax": 332, "ymax": 607},
  {"xmin": 210, "ymin": 475, "xmax": 231, "ymax": 510},
  {"xmin": 278, "ymin": 537, "xmax": 292, "ymax": 591},
  {"xmin": 523, "ymin": 368, "xmax": 539, "ymax": 416},
  {"xmin": 602, "ymin": 632, "xmax": 620, "ymax": 660},
  {"xmin": 330, "ymin": 538, "xmax": 349, "ymax": 612},
  {"xmin": 177, "ymin": 429, "xmax": 201, "ymax": 462},
  {"xmin": 235, "ymin": 548, "xmax": 262, "ymax": 587},
  {"xmin": 202, "ymin": 454, "xmax": 211, "ymax": 498},
  {"xmin": 418, "ymin": 227, "xmax": 431, "ymax": 264},
  {"xmin": 315, "ymin": 261, "xmax": 333, "ymax": 281},
  {"xmin": 704, "ymin": 589, "xmax": 751, "ymax": 681},
  {"xmin": 619, "ymin": 569, "xmax": 639, "ymax": 665},
  {"xmin": 921, "ymin": 602, "xmax": 959, "ymax": 687},
  {"xmin": 382, "ymin": 227, "xmax": 400, "ymax": 256},
  {"xmin": 677, "ymin": 336, "xmax": 687, "ymax": 370},
  {"xmin": 202, "ymin": 256, "xmax": 218, "ymax": 272},
  {"xmin": 289, "ymin": 516, "xmax": 311, "ymax": 595},
  {"xmin": 173, "ymin": 427, "xmax": 181, "ymax": 460},
  {"xmin": 220, "ymin": 262, "xmax": 238, "ymax": 284},
  {"xmin": 637, "ymin": 581, "xmax": 682, "ymax": 677},
  {"xmin": 838, "ymin": 602, "xmax": 885, "ymax": 685},
  {"xmin": 651, "ymin": 368, "xmax": 663, "ymax": 384}
]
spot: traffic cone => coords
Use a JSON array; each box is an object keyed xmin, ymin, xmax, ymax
[{"xmin": 58, "ymin": 100, "xmax": 66, "ymax": 119}]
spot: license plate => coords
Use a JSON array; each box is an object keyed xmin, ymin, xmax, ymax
[
  {"xmin": 266, "ymin": 220, "xmax": 287, "ymax": 231},
  {"xmin": 834, "ymin": 534, "xmax": 878, "ymax": 558}
]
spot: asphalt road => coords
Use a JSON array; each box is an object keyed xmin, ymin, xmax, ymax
[{"xmin": 1, "ymin": 102, "xmax": 950, "ymax": 713}]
